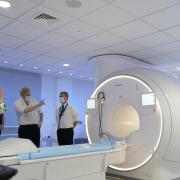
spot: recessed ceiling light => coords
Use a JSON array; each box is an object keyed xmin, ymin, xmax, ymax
[
  {"xmin": 90, "ymin": 77, "xmax": 93, "ymax": 80},
  {"xmin": 0, "ymin": 1, "xmax": 11, "ymax": 8},
  {"xmin": 69, "ymin": 73, "xmax": 73, "ymax": 76},
  {"xmin": 47, "ymin": 69, "xmax": 51, "ymax": 72},
  {"xmin": 19, "ymin": 64, "xmax": 24, "ymax": 67},
  {"xmin": 63, "ymin": 63, "xmax": 70, "ymax": 67},
  {"xmin": 176, "ymin": 67, "xmax": 180, "ymax": 71},
  {"xmin": 59, "ymin": 71, "xmax": 63, "ymax": 74},
  {"xmin": 4, "ymin": 61, "xmax": 8, "ymax": 64},
  {"xmin": 80, "ymin": 75, "xmax": 84, "ymax": 78},
  {"xmin": 33, "ymin": 66, "xmax": 38, "ymax": 69}
]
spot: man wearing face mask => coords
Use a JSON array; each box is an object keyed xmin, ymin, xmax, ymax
[
  {"xmin": 14, "ymin": 87, "xmax": 45, "ymax": 147},
  {"xmin": 56, "ymin": 91, "xmax": 79, "ymax": 146}
]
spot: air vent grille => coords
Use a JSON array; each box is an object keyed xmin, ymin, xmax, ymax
[
  {"xmin": 30, "ymin": 12, "xmax": 58, "ymax": 26},
  {"xmin": 34, "ymin": 13, "xmax": 57, "ymax": 20}
]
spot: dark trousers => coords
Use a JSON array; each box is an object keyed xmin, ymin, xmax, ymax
[
  {"xmin": 57, "ymin": 128, "xmax": 74, "ymax": 146},
  {"xmin": 18, "ymin": 124, "xmax": 40, "ymax": 147},
  {"xmin": 0, "ymin": 114, "xmax": 3, "ymax": 136}
]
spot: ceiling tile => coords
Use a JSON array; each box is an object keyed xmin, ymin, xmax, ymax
[
  {"xmin": 134, "ymin": 32, "xmax": 175, "ymax": 48},
  {"xmin": 164, "ymin": 25, "xmax": 180, "ymax": 40},
  {"xmin": 151, "ymin": 41, "xmax": 180, "ymax": 54},
  {"xmin": 143, "ymin": 4, "xmax": 180, "ymax": 30},
  {"xmin": 29, "ymin": 0, "xmax": 45, "ymax": 3},
  {"xmin": 42, "ymin": 0, "xmax": 107, "ymax": 18},
  {"xmin": 0, "ymin": 56, "xmax": 25, "ymax": 65},
  {"xmin": 0, "ymin": 15, "xmax": 13, "ymax": 29},
  {"xmin": 111, "ymin": 20, "xmax": 157, "ymax": 40},
  {"xmin": 29, "ymin": 55, "xmax": 60, "ymax": 65},
  {"xmin": 147, "ymin": 55, "xmax": 175, "ymax": 65},
  {"xmin": 0, "ymin": 34, "xmax": 27, "ymax": 48},
  {"xmin": 127, "ymin": 49, "xmax": 161, "ymax": 60},
  {"xmin": 18, "ymin": 5, "xmax": 73, "ymax": 30},
  {"xmin": 0, "ymin": 0, "xmax": 36, "ymax": 18},
  {"xmin": 18, "ymin": 41, "xmax": 55, "ymax": 54},
  {"xmin": 45, "ymin": 60, "xmax": 84, "ymax": 73},
  {"xmin": 74, "ymin": 63, "xmax": 95, "ymax": 71},
  {"xmin": 85, "ymin": 48, "xmax": 117, "ymax": 60},
  {"xmin": 63, "ymin": 41, "xmax": 101, "ymax": 54},
  {"xmin": 2, "ymin": 21, "xmax": 48, "ymax": 40},
  {"xmin": 46, "ymin": 49, "xmax": 78, "ymax": 60},
  {"xmin": 167, "ymin": 51, "xmax": 180, "ymax": 61},
  {"xmin": 36, "ymin": 32, "xmax": 77, "ymax": 48},
  {"xmin": 57, "ymin": 68, "xmax": 80, "ymax": 76},
  {"xmin": 55, "ymin": 20, "xmax": 101, "ymax": 40},
  {"xmin": 113, "ymin": 0, "xmax": 177, "ymax": 17},
  {"xmin": 85, "ymin": 32, "xmax": 125, "ymax": 48},
  {"xmin": 107, "ymin": 41, "xmax": 144, "ymax": 54},
  {"xmin": 18, "ymin": 59, "xmax": 46, "ymax": 69},
  {"xmin": 1, "ymin": 0, "xmax": 178, "ymax": 80},
  {"xmin": 67, "ymin": 56, "xmax": 88, "ymax": 65},
  {"xmin": 81, "ymin": 5, "xmax": 135, "ymax": 30},
  {"xmin": 7, "ymin": 49, "xmax": 38, "ymax": 60},
  {"xmin": 0, "ymin": 46, "xmax": 12, "ymax": 55},
  {"xmin": 43, "ymin": 64, "xmax": 61, "ymax": 72}
]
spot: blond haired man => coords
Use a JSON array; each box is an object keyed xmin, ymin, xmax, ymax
[{"xmin": 15, "ymin": 87, "xmax": 45, "ymax": 147}]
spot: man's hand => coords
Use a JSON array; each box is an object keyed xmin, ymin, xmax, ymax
[
  {"xmin": 73, "ymin": 121, "xmax": 79, "ymax": 128},
  {"xmin": 0, "ymin": 124, "xmax": 4, "ymax": 130},
  {"xmin": 38, "ymin": 121, "xmax": 42, "ymax": 128},
  {"xmin": 38, "ymin": 99, "xmax": 45, "ymax": 106}
]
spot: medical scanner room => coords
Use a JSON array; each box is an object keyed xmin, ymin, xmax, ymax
[{"xmin": 1, "ymin": 1, "xmax": 180, "ymax": 180}]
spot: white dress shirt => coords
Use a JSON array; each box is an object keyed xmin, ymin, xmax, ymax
[
  {"xmin": 14, "ymin": 98, "xmax": 43, "ymax": 125},
  {"xmin": 56, "ymin": 103, "xmax": 79, "ymax": 129}
]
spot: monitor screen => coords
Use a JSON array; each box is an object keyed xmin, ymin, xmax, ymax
[
  {"xmin": 142, "ymin": 93, "xmax": 156, "ymax": 106},
  {"xmin": 87, "ymin": 98, "xmax": 96, "ymax": 109}
]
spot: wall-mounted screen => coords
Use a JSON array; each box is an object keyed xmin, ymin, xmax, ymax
[{"xmin": 142, "ymin": 93, "xmax": 156, "ymax": 106}]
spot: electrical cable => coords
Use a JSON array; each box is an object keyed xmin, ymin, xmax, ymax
[{"xmin": 97, "ymin": 92, "xmax": 111, "ymax": 141}]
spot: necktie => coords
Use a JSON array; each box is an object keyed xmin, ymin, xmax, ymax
[
  {"xmin": 59, "ymin": 105, "xmax": 64, "ymax": 120},
  {"xmin": 25, "ymin": 101, "xmax": 29, "ymax": 106},
  {"xmin": 61, "ymin": 105, "xmax": 64, "ymax": 113},
  {"xmin": 58, "ymin": 105, "xmax": 65, "ymax": 128}
]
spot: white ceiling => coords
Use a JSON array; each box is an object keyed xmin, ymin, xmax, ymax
[{"xmin": 1, "ymin": 0, "xmax": 180, "ymax": 80}]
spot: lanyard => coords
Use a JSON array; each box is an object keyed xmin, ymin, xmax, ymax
[{"xmin": 58, "ymin": 103, "xmax": 68, "ymax": 127}]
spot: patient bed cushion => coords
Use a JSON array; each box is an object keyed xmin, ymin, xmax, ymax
[{"xmin": 19, "ymin": 141, "xmax": 120, "ymax": 160}]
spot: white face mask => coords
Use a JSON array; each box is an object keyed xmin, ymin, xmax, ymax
[
  {"xmin": 59, "ymin": 97, "xmax": 66, "ymax": 104},
  {"xmin": 25, "ymin": 96, "xmax": 31, "ymax": 102}
]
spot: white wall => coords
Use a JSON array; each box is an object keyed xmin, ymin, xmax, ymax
[{"xmin": 41, "ymin": 74, "xmax": 57, "ymax": 138}]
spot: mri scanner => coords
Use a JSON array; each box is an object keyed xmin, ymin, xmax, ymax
[
  {"xmin": 0, "ymin": 53, "xmax": 180, "ymax": 180},
  {"xmin": 86, "ymin": 66, "xmax": 180, "ymax": 180}
]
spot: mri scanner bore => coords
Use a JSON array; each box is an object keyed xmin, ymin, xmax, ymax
[
  {"xmin": 86, "ymin": 68, "xmax": 180, "ymax": 179},
  {"xmin": 86, "ymin": 75, "xmax": 162, "ymax": 171}
]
